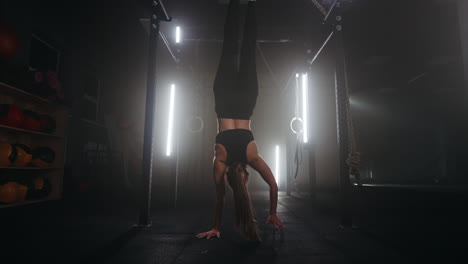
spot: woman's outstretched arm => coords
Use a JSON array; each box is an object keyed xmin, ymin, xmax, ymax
[
  {"xmin": 247, "ymin": 142, "xmax": 284, "ymax": 231},
  {"xmin": 212, "ymin": 161, "xmax": 226, "ymax": 231},
  {"xmin": 197, "ymin": 145, "xmax": 228, "ymax": 239}
]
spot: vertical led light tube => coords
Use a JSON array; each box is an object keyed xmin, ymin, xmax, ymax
[
  {"xmin": 295, "ymin": 73, "xmax": 300, "ymax": 118},
  {"xmin": 166, "ymin": 84, "xmax": 175, "ymax": 156},
  {"xmin": 175, "ymin": 26, "xmax": 181, "ymax": 44},
  {"xmin": 275, "ymin": 145, "xmax": 280, "ymax": 187},
  {"xmin": 302, "ymin": 73, "xmax": 309, "ymax": 143}
]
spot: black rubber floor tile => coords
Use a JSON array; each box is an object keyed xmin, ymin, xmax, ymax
[
  {"xmin": 174, "ymin": 253, "xmax": 349, "ymax": 264},
  {"xmin": 103, "ymin": 234, "xmax": 192, "ymax": 264}
]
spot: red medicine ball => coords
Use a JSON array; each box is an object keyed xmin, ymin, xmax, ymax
[
  {"xmin": 0, "ymin": 104, "xmax": 25, "ymax": 128},
  {"xmin": 21, "ymin": 110, "xmax": 41, "ymax": 132}
]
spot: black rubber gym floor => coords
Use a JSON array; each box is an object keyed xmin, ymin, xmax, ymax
[{"xmin": 2, "ymin": 188, "xmax": 467, "ymax": 264}]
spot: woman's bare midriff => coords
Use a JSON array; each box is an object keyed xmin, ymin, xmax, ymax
[{"xmin": 217, "ymin": 118, "xmax": 251, "ymax": 133}]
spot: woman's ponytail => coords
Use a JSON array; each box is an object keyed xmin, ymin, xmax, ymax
[{"xmin": 226, "ymin": 162, "xmax": 261, "ymax": 241}]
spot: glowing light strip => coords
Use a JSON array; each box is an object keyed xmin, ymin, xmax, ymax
[
  {"xmin": 295, "ymin": 73, "xmax": 300, "ymax": 117},
  {"xmin": 275, "ymin": 145, "xmax": 280, "ymax": 186},
  {"xmin": 302, "ymin": 73, "xmax": 309, "ymax": 143},
  {"xmin": 166, "ymin": 84, "xmax": 175, "ymax": 156},
  {"xmin": 175, "ymin": 26, "xmax": 181, "ymax": 43}
]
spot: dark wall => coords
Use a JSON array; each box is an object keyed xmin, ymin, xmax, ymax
[
  {"xmin": 1, "ymin": 0, "xmax": 154, "ymax": 201},
  {"xmin": 345, "ymin": 0, "xmax": 468, "ymax": 185},
  {"xmin": 458, "ymin": 0, "xmax": 468, "ymax": 93}
]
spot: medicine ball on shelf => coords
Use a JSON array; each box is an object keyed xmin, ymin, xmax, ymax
[
  {"xmin": 11, "ymin": 144, "xmax": 32, "ymax": 167},
  {"xmin": 27, "ymin": 176, "xmax": 52, "ymax": 199},
  {"xmin": 0, "ymin": 104, "xmax": 25, "ymax": 128},
  {"xmin": 34, "ymin": 177, "xmax": 44, "ymax": 190},
  {"xmin": 31, "ymin": 147, "xmax": 55, "ymax": 167},
  {"xmin": 0, "ymin": 182, "xmax": 18, "ymax": 203},
  {"xmin": 39, "ymin": 115, "xmax": 56, "ymax": 134},
  {"xmin": 21, "ymin": 110, "xmax": 41, "ymax": 132},
  {"xmin": 15, "ymin": 182, "xmax": 28, "ymax": 201},
  {"xmin": 0, "ymin": 23, "xmax": 19, "ymax": 59},
  {"xmin": 0, "ymin": 143, "xmax": 17, "ymax": 167}
]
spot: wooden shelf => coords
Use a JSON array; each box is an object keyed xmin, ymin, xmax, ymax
[
  {"xmin": 0, "ymin": 124, "xmax": 65, "ymax": 139},
  {"xmin": 0, "ymin": 82, "xmax": 67, "ymax": 109},
  {"xmin": 0, "ymin": 197, "xmax": 57, "ymax": 209},
  {"xmin": 0, "ymin": 167, "xmax": 62, "ymax": 170},
  {"xmin": 1, "ymin": 82, "xmax": 50, "ymax": 103},
  {"xmin": 0, "ymin": 78, "xmax": 67, "ymax": 209}
]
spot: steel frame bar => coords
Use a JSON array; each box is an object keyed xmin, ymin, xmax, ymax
[
  {"xmin": 139, "ymin": 0, "xmax": 172, "ymax": 227},
  {"xmin": 183, "ymin": 38, "xmax": 293, "ymax": 43},
  {"xmin": 304, "ymin": 0, "xmax": 353, "ymax": 225},
  {"xmin": 333, "ymin": 1, "xmax": 353, "ymax": 227},
  {"xmin": 324, "ymin": 0, "xmax": 338, "ymax": 22},
  {"xmin": 159, "ymin": 31, "xmax": 180, "ymax": 64},
  {"xmin": 310, "ymin": 0, "xmax": 328, "ymax": 16},
  {"xmin": 308, "ymin": 31, "xmax": 335, "ymax": 66}
]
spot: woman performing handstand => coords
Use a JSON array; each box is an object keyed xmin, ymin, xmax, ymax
[{"xmin": 196, "ymin": 0, "xmax": 283, "ymax": 241}]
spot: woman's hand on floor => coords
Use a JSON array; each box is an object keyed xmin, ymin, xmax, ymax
[
  {"xmin": 196, "ymin": 229, "xmax": 221, "ymax": 239},
  {"xmin": 266, "ymin": 214, "xmax": 284, "ymax": 231}
]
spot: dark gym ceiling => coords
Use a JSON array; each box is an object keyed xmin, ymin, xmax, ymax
[
  {"xmin": 153, "ymin": 0, "xmax": 463, "ymax": 96},
  {"xmin": 27, "ymin": 0, "xmax": 463, "ymax": 98}
]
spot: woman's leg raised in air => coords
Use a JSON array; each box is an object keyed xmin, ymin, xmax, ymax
[
  {"xmin": 238, "ymin": 0, "xmax": 258, "ymax": 116},
  {"xmin": 213, "ymin": 0, "xmax": 240, "ymax": 94}
]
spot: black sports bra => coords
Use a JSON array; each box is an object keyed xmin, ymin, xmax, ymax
[{"xmin": 215, "ymin": 129, "xmax": 254, "ymax": 166}]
